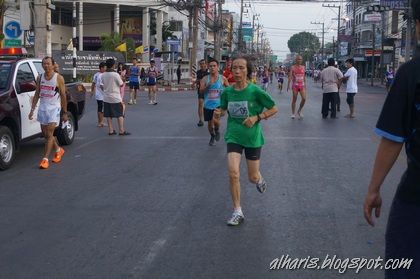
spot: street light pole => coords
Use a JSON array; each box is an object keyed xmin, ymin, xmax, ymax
[
  {"xmin": 238, "ymin": 0, "xmax": 244, "ymax": 53},
  {"xmin": 322, "ymin": 4, "xmax": 341, "ymax": 60},
  {"xmin": 371, "ymin": 23, "xmax": 375, "ymax": 86},
  {"xmin": 311, "ymin": 21, "xmax": 325, "ymax": 62}
]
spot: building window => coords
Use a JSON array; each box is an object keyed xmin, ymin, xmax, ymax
[
  {"xmin": 52, "ymin": 7, "xmax": 73, "ymax": 27},
  {"xmin": 169, "ymin": 21, "xmax": 183, "ymax": 32}
]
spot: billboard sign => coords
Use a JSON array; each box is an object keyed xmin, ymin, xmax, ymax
[
  {"xmin": 364, "ymin": 13, "xmax": 382, "ymax": 22},
  {"xmin": 52, "ymin": 51, "xmax": 125, "ymax": 75},
  {"xmin": 380, "ymin": 0, "xmax": 408, "ymax": 9}
]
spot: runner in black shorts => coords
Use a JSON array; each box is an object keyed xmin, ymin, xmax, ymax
[
  {"xmin": 219, "ymin": 57, "xmax": 278, "ymax": 226},
  {"xmin": 196, "ymin": 59, "xmax": 209, "ymax": 127}
]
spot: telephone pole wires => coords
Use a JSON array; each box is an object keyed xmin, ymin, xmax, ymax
[
  {"xmin": 323, "ymin": 4, "xmax": 341, "ymax": 60},
  {"xmin": 311, "ymin": 21, "xmax": 325, "ymax": 62}
]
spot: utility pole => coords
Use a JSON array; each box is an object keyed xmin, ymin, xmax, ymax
[
  {"xmin": 371, "ymin": 23, "xmax": 375, "ymax": 86},
  {"xmin": 190, "ymin": 0, "xmax": 199, "ymax": 82},
  {"xmin": 34, "ymin": 0, "xmax": 52, "ymax": 58},
  {"xmin": 252, "ymin": 14, "xmax": 259, "ymax": 54},
  {"xmin": 380, "ymin": 11, "xmax": 385, "ymax": 85},
  {"xmin": 311, "ymin": 21, "xmax": 325, "ymax": 62},
  {"xmin": 405, "ymin": 0, "xmax": 412, "ymax": 61},
  {"xmin": 72, "ymin": 1, "xmax": 77, "ymax": 80},
  {"xmin": 323, "ymin": 4, "xmax": 341, "ymax": 60},
  {"xmin": 214, "ymin": 0, "xmax": 223, "ymax": 61},
  {"xmin": 350, "ymin": 0, "xmax": 357, "ymax": 57},
  {"xmin": 256, "ymin": 24, "xmax": 260, "ymax": 54},
  {"xmin": 238, "ymin": 0, "xmax": 244, "ymax": 53}
]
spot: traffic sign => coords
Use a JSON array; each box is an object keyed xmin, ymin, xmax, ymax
[
  {"xmin": 4, "ymin": 21, "xmax": 22, "ymax": 39},
  {"xmin": 4, "ymin": 39, "xmax": 22, "ymax": 47}
]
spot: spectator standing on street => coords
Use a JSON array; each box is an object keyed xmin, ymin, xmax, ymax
[
  {"xmin": 342, "ymin": 58, "xmax": 358, "ymax": 118},
  {"xmin": 199, "ymin": 59, "xmax": 229, "ymax": 146},
  {"xmin": 146, "ymin": 60, "xmax": 159, "ymax": 105},
  {"xmin": 91, "ymin": 62, "xmax": 107, "ymax": 127},
  {"xmin": 364, "ymin": 1, "xmax": 420, "ymax": 277},
  {"xmin": 101, "ymin": 58, "xmax": 130, "ymax": 136},
  {"xmin": 28, "ymin": 57, "xmax": 67, "ymax": 169},
  {"xmin": 140, "ymin": 68, "xmax": 146, "ymax": 85},
  {"xmin": 176, "ymin": 64, "xmax": 182, "ymax": 84},
  {"xmin": 117, "ymin": 62, "xmax": 127, "ymax": 115},
  {"xmin": 128, "ymin": 58, "xmax": 140, "ymax": 105},
  {"xmin": 117, "ymin": 62, "xmax": 127, "ymax": 100},
  {"xmin": 320, "ymin": 58, "xmax": 343, "ymax": 119},
  {"xmin": 220, "ymin": 57, "xmax": 278, "ymax": 226},
  {"xmin": 196, "ymin": 59, "xmax": 209, "ymax": 127}
]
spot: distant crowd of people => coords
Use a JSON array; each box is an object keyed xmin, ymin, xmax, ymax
[{"xmin": 91, "ymin": 58, "xmax": 162, "ymax": 136}]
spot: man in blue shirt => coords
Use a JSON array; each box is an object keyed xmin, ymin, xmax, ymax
[{"xmin": 199, "ymin": 59, "xmax": 229, "ymax": 146}]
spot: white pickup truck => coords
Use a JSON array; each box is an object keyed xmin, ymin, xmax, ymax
[{"xmin": 0, "ymin": 55, "xmax": 86, "ymax": 170}]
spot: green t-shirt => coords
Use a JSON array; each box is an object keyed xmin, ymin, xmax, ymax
[{"xmin": 220, "ymin": 83, "xmax": 276, "ymax": 148}]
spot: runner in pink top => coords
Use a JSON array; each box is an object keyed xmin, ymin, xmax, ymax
[{"xmin": 287, "ymin": 55, "xmax": 307, "ymax": 119}]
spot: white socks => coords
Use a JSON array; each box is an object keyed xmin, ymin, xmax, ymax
[{"xmin": 234, "ymin": 207, "xmax": 243, "ymax": 216}]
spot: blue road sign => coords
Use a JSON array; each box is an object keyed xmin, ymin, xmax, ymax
[
  {"xmin": 380, "ymin": 0, "xmax": 408, "ymax": 9},
  {"xmin": 5, "ymin": 21, "xmax": 22, "ymax": 39}
]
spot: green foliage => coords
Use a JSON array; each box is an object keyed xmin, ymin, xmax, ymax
[
  {"xmin": 287, "ymin": 32, "xmax": 320, "ymax": 62},
  {"xmin": 324, "ymin": 42, "xmax": 334, "ymax": 55},
  {"xmin": 99, "ymin": 32, "xmax": 135, "ymax": 60},
  {"xmin": 99, "ymin": 32, "xmax": 123, "ymax": 51},
  {"xmin": 162, "ymin": 23, "xmax": 175, "ymax": 41}
]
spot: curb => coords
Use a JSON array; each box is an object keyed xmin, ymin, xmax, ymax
[{"xmin": 82, "ymin": 83, "xmax": 194, "ymax": 92}]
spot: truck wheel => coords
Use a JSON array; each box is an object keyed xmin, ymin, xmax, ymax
[
  {"xmin": 57, "ymin": 112, "xmax": 75, "ymax": 146},
  {"xmin": 0, "ymin": 126, "xmax": 15, "ymax": 170}
]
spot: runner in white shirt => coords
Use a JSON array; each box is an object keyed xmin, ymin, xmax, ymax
[
  {"xmin": 91, "ymin": 62, "xmax": 106, "ymax": 127},
  {"xmin": 342, "ymin": 58, "xmax": 358, "ymax": 118},
  {"xmin": 29, "ymin": 57, "xmax": 67, "ymax": 169},
  {"xmin": 100, "ymin": 58, "xmax": 130, "ymax": 136}
]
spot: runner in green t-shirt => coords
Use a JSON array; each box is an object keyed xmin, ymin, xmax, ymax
[{"xmin": 217, "ymin": 57, "xmax": 278, "ymax": 226}]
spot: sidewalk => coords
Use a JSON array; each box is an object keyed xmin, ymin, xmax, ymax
[
  {"xmin": 357, "ymin": 78, "xmax": 387, "ymax": 89},
  {"xmin": 83, "ymin": 79, "xmax": 194, "ymax": 93}
]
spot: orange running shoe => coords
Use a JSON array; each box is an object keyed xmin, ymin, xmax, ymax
[
  {"xmin": 39, "ymin": 158, "xmax": 49, "ymax": 169},
  {"xmin": 52, "ymin": 148, "xmax": 65, "ymax": 163}
]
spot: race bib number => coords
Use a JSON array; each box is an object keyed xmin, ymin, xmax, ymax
[
  {"xmin": 228, "ymin": 101, "xmax": 249, "ymax": 118},
  {"xmin": 208, "ymin": 89, "xmax": 221, "ymax": 100}
]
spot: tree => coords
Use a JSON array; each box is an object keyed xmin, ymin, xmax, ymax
[
  {"xmin": 162, "ymin": 23, "xmax": 176, "ymax": 41},
  {"xmin": 287, "ymin": 32, "xmax": 320, "ymax": 62},
  {"xmin": 324, "ymin": 42, "xmax": 334, "ymax": 56},
  {"xmin": 100, "ymin": 32, "xmax": 135, "ymax": 60}
]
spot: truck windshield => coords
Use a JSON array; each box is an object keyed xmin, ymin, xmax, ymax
[{"xmin": 0, "ymin": 63, "xmax": 12, "ymax": 90}]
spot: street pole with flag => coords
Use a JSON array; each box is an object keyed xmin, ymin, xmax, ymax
[{"xmin": 115, "ymin": 42, "xmax": 127, "ymax": 62}]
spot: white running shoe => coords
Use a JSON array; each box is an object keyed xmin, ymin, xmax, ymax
[
  {"xmin": 297, "ymin": 111, "xmax": 303, "ymax": 119},
  {"xmin": 227, "ymin": 212, "xmax": 244, "ymax": 226},
  {"xmin": 291, "ymin": 114, "xmax": 296, "ymax": 119}
]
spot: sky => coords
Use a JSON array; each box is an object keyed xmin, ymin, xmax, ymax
[{"xmin": 223, "ymin": 0, "xmax": 345, "ymax": 61}]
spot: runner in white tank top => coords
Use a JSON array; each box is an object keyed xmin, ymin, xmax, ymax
[
  {"xmin": 29, "ymin": 57, "xmax": 67, "ymax": 169},
  {"xmin": 38, "ymin": 72, "xmax": 61, "ymax": 124}
]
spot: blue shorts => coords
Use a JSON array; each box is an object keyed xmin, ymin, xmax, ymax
[
  {"xmin": 129, "ymin": 81, "xmax": 139, "ymax": 89},
  {"xmin": 147, "ymin": 77, "xmax": 157, "ymax": 86}
]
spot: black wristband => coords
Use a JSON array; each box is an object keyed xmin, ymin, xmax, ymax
[{"xmin": 257, "ymin": 114, "xmax": 261, "ymax": 122}]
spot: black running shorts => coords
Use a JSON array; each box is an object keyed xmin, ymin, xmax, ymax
[{"xmin": 227, "ymin": 143, "xmax": 262, "ymax": 161}]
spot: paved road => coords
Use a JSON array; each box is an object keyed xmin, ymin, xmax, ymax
[{"xmin": 0, "ymin": 78, "xmax": 406, "ymax": 278}]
